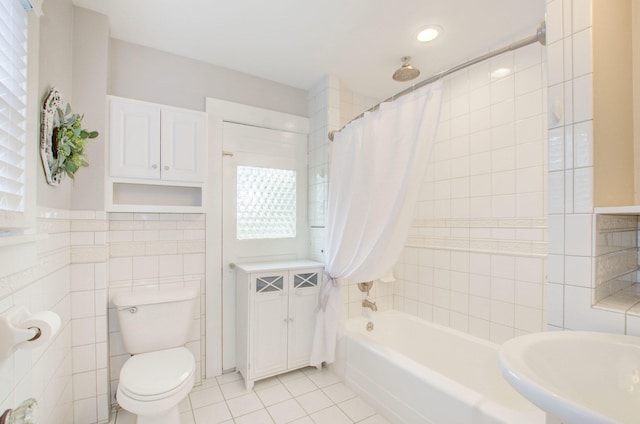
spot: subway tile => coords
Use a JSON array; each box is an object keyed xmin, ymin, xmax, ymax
[
  {"xmin": 515, "ymin": 90, "xmax": 543, "ymax": 120},
  {"xmin": 72, "ymin": 317, "xmax": 96, "ymax": 346},
  {"xmin": 573, "ymin": 120, "xmax": 593, "ymax": 167},
  {"xmin": 545, "ymin": 0, "xmax": 563, "ymax": 44},
  {"xmin": 564, "ymin": 214, "xmax": 593, "ymax": 256},
  {"xmin": 71, "ymin": 291, "xmax": 95, "ymax": 319},
  {"xmin": 547, "ymin": 83, "xmax": 564, "ymax": 128},
  {"xmin": 515, "ymin": 280, "xmax": 544, "ymax": 308},
  {"xmin": 132, "ymin": 256, "xmax": 159, "ymax": 280},
  {"xmin": 514, "ymin": 305, "xmax": 543, "ymax": 332},
  {"xmin": 546, "ymin": 41, "xmax": 564, "ymax": 86},
  {"xmin": 564, "ymin": 169, "xmax": 574, "ymax": 214},
  {"xmin": 572, "ymin": 28, "xmax": 592, "ymax": 77},
  {"xmin": 573, "ymin": 167, "xmax": 593, "ymax": 213},
  {"xmin": 573, "ymin": 74, "xmax": 593, "ymax": 123},
  {"xmin": 564, "ymin": 285, "xmax": 625, "ymax": 332},
  {"xmin": 490, "ymin": 99, "xmax": 515, "ymax": 127},
  {"xmin": 491, "ymin": 75, "xmax": 514, "ymax": 104},
  {"xmin": 564, "ymin": 123, "xmax": 573, "ymax": 169},
  {"xmin": 563, "ymin": 36, "xmax": 573, "ymax": 81},
  {"xmin": 515, "ymin": 64, "xmax": 542, "ymax": 97},
  {"xmin": 564, "ymin": 255, "xmax": 592, "ymax": 287},
  {"xmin": 572, "ymin": 0, "xmax": 592, "ymax": 32}
]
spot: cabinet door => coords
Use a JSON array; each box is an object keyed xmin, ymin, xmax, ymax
[
  {"xmin": 287, "ymin": 269, "xmax": 321, "ymax": 369},
  {"xmin": 250, "ymin": 273, "xmax": 288, "ymax": 379},
  {"xmin": 160, "ymin": 108, "xmax": 206, "ymax": 182},
  {"xmin": 109, "ymin": 99, "xmax": 161, "ymax": 179}
]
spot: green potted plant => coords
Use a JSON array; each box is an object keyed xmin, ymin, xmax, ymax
[{"xmin": 51, "ymin": 103, "xmax": 99, "ymax": 180}]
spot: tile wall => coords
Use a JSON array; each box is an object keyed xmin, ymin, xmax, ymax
[
  {"xmin": 0, "ymin": 208, "xmax": 74, "ymax": 423},
  {"xmin": 544, "ymin": 0, "xmax": 640, "ymax": 334},
  {"xmin": 393, "ymin": 42, "xmax": 548, "ymax": 344},
  {"xmin": 68, "ymin": 210, "xmax": 110, "ymax": 423},
  {"xmin": 106, "ymin": 213, "xmax": 206, "ymax": 406},
  {"xmin": 307, "ymin": 76, "xmax": 395, "ymax": 318}
]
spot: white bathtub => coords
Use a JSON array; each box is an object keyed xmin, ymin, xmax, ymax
[{"xmin": 330, "ymin": 311, "xmax": 545, "ymax": 424}]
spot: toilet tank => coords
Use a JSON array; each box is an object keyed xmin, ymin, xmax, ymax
[{"xmin": 113, "ymin": 286, "xmax": 199, "ymax": 354}]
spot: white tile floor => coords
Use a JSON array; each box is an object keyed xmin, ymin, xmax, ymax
[{"xmin": 109, "ymin": 367, "xmax": 392, "ymax": 424}]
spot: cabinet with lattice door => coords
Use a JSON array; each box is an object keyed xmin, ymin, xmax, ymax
[{"xmin": 236, "ymin": 260, "xmax": 322, "ymax": 389}]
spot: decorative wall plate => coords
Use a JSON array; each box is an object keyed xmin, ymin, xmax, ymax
[{"xmin": 40, "ymin": 87, "xmax": 64, "ymax": 185}]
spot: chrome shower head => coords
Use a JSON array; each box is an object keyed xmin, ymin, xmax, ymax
[{"xmin": 392, "ymin": 56, "xmax": 420, "ymax": 82}]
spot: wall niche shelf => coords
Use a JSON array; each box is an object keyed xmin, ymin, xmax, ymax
[
  {"xmin": 106, "ymin": 178, "xmax": 204, "ymax": 213},
  {"xmin": 594, "ymin": 205, "xmax": 640, "ymax": 215}
]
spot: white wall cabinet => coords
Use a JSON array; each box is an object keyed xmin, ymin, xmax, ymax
[
  {"xmin": 109, "ymin": 97, "xmax": 206, "ymax": 182},
  {"xmin": 236, "ymin": 260, "xmax": 322, "ymax": 389},
  {"xmin": 106, "ymin": 96, "xmax": 207, "ymax": 212}
]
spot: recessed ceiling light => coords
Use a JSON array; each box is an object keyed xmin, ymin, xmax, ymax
[{"xmin": 417, "ymin": 25, "xmax": 442, "ymax": 43}]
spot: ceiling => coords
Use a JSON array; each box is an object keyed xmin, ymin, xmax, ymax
[{"xmin": 71, "ymin": 0, "xmax": 545, "ymax": 100}]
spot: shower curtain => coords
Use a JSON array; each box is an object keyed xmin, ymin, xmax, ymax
[{"xmin": 310, "ymin": 81, "xmax": 443, "ymax": 366}]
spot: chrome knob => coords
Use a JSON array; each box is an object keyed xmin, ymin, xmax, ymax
[{"xmin": 129, "ymin": 307, "xmax": 137, "ymax": 314}]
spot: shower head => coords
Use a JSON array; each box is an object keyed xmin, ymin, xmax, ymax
[{"xmin": 392, "ymin": 56, "xmax": 420, "ymax": 82}]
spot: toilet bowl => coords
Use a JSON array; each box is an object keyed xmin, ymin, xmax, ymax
[
  {"xmin": 113, "ymin": 286, "xmax": 199, "ymax": 424},
  {"xmin": 117, "ymin": 347, "xmax": 195, "ymax": 424}
]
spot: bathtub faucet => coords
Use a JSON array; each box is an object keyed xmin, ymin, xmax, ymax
[{"xmin": 362, "ymin": 299, "xmax": 378, "ymax": 311}]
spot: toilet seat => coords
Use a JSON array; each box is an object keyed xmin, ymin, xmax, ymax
[{"xmin": 119, "ymin": 347, "xmax": 195, "ymax": 402}]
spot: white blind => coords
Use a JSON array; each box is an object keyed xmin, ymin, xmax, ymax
[{"xmin": 0, "ymin": 0, "xmax": 28, "ymax": 215}]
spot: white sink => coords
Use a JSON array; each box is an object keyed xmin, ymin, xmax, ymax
[{"xmin": 498, "ymin": 331, "xmax": 640, "ymax": 424}]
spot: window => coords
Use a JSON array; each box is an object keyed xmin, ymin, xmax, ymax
[
  {"xmin": 0, "ymin": 0, "xmax": 34, "ymax": 231},
  {"xmin": 236, "ymin": 166, "xmax": 296, "ymax": 240}
]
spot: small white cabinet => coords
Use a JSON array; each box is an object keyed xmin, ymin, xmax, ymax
[
  {"xmin": 108, "ymin": 96, "xmax": 206, "ymax": 182},
  {"xmin": 236, "ymin": 260, "xmax": 322, "ymax": 389},
  {"xmin": 106, "ymin": 96, "xmax": 207, "ymax": 212}
]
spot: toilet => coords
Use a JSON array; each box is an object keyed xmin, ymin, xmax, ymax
[{"xmin": 113, "ymin": 286, "xmax": 199, "ymax": 424}]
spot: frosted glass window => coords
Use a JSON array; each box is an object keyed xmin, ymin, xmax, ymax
[{"xmin": 237, "ymin": 166, "xmax": 296, "ymax": 240}]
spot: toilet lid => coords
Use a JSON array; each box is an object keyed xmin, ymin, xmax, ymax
[{"xmin": 119, "ymin": 347, "xmax": 195, "ymax": 398}]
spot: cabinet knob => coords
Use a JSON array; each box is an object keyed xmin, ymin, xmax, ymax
[
  {"xmin": 151, "ymin": 164, "xmax": 158, "ymax": 169},
  {"xmin": 163, "ymin": 165, "xmax": 170, "ymax": 171}
]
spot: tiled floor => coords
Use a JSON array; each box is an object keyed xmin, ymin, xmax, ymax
[{"xmin": 109, "ymin": 366, "xmax": 392, "ymax": 424}]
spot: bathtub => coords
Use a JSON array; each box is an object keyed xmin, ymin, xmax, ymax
[{"xmin": 330, "ymin": 311, "xmax": 545, "ymax": 424}]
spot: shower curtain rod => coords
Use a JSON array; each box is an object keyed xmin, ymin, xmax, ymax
[{"xmin": 328, "ymin": 21, "xmax": 546, "ymax": 141}]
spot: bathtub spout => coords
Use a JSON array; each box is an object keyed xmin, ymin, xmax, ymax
[{"xmin": 362, "ymin": 299, "xmax": 378, "ymax": 311}]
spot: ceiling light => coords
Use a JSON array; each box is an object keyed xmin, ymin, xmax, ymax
[{"xmin": 417, "ymin": 26, "xmax": 442, "ymax": 43}]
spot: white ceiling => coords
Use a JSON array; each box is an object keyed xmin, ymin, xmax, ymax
[{"xmin": 71, "ymin": 0, "xmax": 545, "ymax": 100}]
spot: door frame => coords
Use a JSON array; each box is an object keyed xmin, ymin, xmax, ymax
[{"xmin": 205, "ymin": 98, "xmax": 309, "ymax": 377}]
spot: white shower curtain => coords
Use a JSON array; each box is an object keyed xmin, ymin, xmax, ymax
[{"xmin": 310, "ymin": 81, "xmax": 443, "ymax": 366}]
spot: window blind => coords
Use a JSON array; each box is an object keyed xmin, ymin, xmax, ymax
[{"xmin": 0, "ymin": 0, "xmax": 28, "ymax": 215}]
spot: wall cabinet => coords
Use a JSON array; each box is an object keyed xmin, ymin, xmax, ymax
[
  {"xmin": 236, "ymin": 260, "xmax": 322, "ymax": 389},
  {"xmin": 106, "ymin": 96, "xmax": 207, "ymax": 212},
  {"xmin": 109, "ymin": 97, "xmax": 206, "ymax": 182}
]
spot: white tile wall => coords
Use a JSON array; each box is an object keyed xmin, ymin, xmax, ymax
[
  {"xmin": 0, "ymin": 208, "xmax": 74, "ymax": 424},
  {"xmin": 389, "ymin": 41, "xmax": 547, "ymax": 344},
  {"xmin": 545, "ymin": 0, "xmax": 640, "ymax": 334}
]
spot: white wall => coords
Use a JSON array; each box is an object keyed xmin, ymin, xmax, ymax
[
  {"xmin": 108, "ymin": 39, "xmax": 308, "ymax": 116},
  {"xmin": 37, "ymin": 0, "xmax": 74, "ymax": 209},
  {"xmin": 70, "ymin": 7, "xmax": 109, "ymax": 211}
]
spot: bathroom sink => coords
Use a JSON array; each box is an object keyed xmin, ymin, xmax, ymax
[{"xmin": 498, "ymin": 331, "xmax": 640, "ymax": 424}]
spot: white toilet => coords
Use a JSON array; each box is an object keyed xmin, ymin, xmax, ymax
[{"xmin": 113, "ymin": 286, "xmax": 199, "ymax": 424}]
